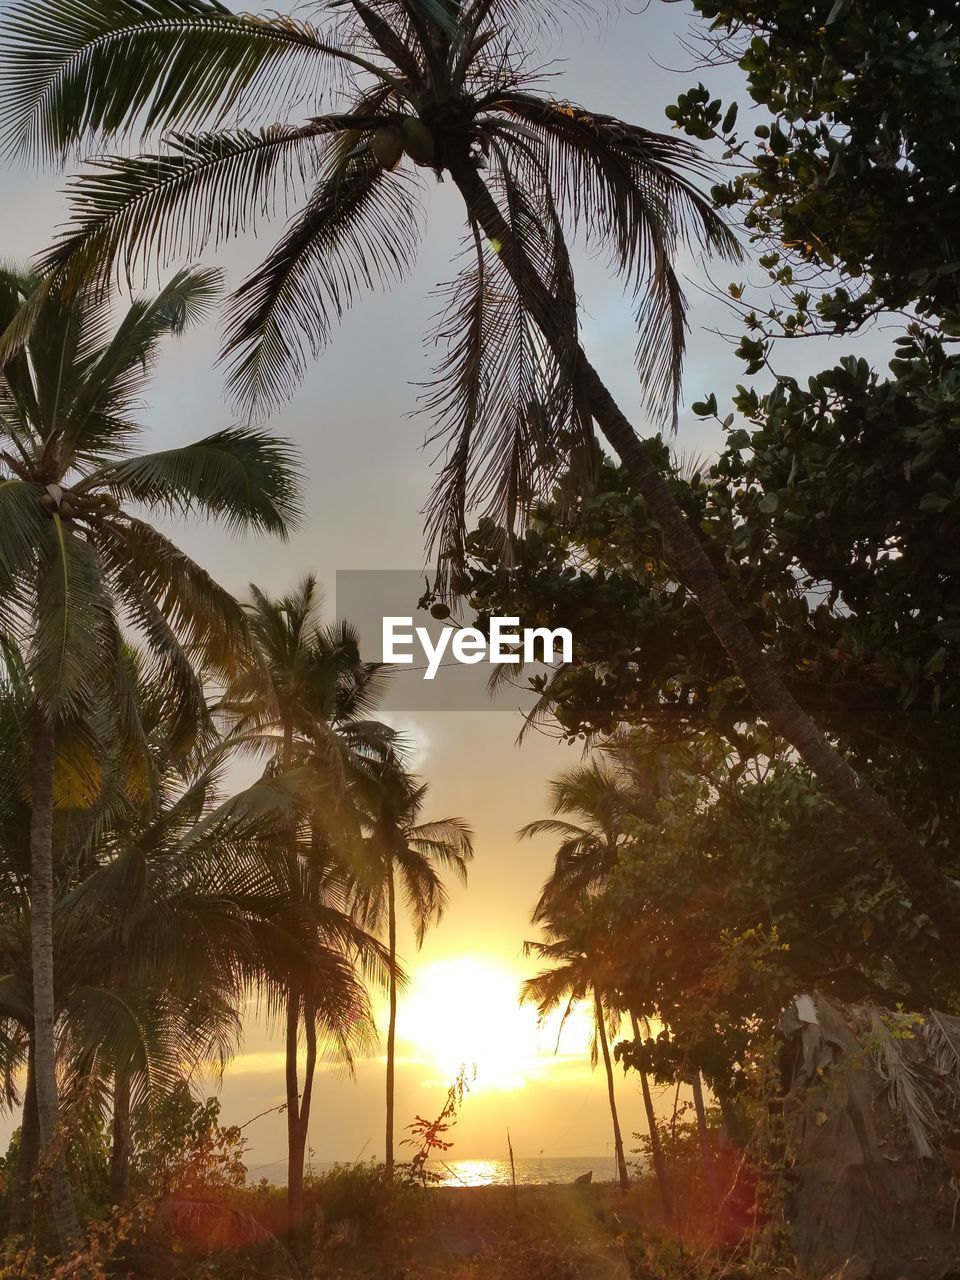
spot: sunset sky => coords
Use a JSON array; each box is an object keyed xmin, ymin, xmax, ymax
[{"xmin": 0, "ymin": 0, "xmax": 895, "ymax": 1172}]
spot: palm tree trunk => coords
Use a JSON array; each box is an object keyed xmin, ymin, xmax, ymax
[
  {"xmin": 385, "ymin": 857, "xmax": 397, "ymax": 1177},
  {"xmin": 691, "ymin": 1072, "xmax": 717, "ymax": 1205},
  {"xmin": 9, "ymin": 1039, "xmax": 39, "ymax": 1239},
  {"xmin": 285, "ymin": 989, "xmax": 305, "ymax": 1230},
  {"xmin": 302, "ymin": 1008, "xmax": 317, "ymax": 1157},
  {"xmin": 29, "ymin": 706, "xmax": 79, "ymax": 1252},
  {"xmin": 629, "ymin": 1014, "xmax": 671, "ymax": 1218},
  {"xmin": 447, "ymin": 162, "xmax": 960, "ymax": 947},
  {"xmin": 279, "ymin": 715, "xmax": 311, "ymax": 1230},
  {"xmin": 594, "ymin": 988, "xmax": 629, "ymax": 1193},
  {"xmin": 293, "ymin": 1008, "xmax": 318, "ymax": 1218},
  {"xmin": 110, "ymin": 1069, "xmax": 132, "ymax": 1205}
]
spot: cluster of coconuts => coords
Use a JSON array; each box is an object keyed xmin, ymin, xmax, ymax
[
  {"xmin": 38, "ymin": 483, "xmax": 120, "ymax": 520},
  {"xmin": 372, "ymin": 116, "xmax": 436, "ymax": 170}
]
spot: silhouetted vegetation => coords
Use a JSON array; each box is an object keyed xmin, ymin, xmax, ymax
[{"xmin": 0, "ymin": 0, "xmax": 957, "ymax": 1275}]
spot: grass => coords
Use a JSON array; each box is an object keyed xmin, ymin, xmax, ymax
[{"xmin": 97, "ymin": 1161, "xmax": 780, "ymax": 1280}]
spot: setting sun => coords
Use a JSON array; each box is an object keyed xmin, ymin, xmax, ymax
[{"xmin": 396, "ymin": 956, "xmax": 595, "ymax": 1093}]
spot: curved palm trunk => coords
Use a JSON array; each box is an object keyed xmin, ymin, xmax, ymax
[
  {"xmin": 110, "ymin": 1069, "xmax": 132, "ymax": 1206},
  {"xmin": 29, "ymin": 707, "xmax": 79, "ymax": 1252},
  {"xmin": 285, "ymin": 994, "xmax": 318, "ymax": 1229},
  {"xmin": 630, "ymin": 1014, "xmax": 672, "ymax": 1218},
  {"xmin": 9, "ymin": 1039, "xmax": 39, "ymax": 1239},
  {"xmin": 278, "ymin": 715, "xmax": 317, "ymax": 1230},
  {"xmin": 594, "ymin": 988, "xmax": 629, "ymax": 1193},
  {"xmin": 385, "ymin": 857, "xmax": 397, "ymax": 1176},
  {"xmin": 285, "ymin": 992, "xmax": 303, "ymax": 1228},
  {"xmin": 447, "ymin": 162, "xmax": 960, "ymax": 947}
]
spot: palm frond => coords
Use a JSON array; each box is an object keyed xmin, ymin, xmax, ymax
[
  {"xmin": 867, "ymin": 1006, "xmax": 939, "ymax": 1162},
  {"xmin": 223, "ymin": 145, "xmax": 424, "ymax": 415},
  {"xmin": 40, "ymin": 127, "xmax": 329, "ymax": 290},
  {"xmin": 96, "ymin": 514, "xmax": 252, "ymax": 680},
  {"xmin": 923, "ymin": 1011, "xmax": 960, "ymax": 1107},
  {"xmin": 106, "ymin": 560, "xmax": 215, "ymax": 755},
  {"xmin": 487, "ymin": 94, "xmax": 741, "ymax": 425},
  {"xmin": 0, "ymin": 479, "xmax": 44, "ymax": 597},
  {"xmin": 32, "ymin": 516, "xmax": 115, "ymax": 714},
  {"xmin": 63, "ymin": 266, "xmax": 223, "ymax": 462},
  {"xmin": 423, "ymin": 149, "xmax": 589, "ymax": 583},
  {"xmin": 64, "ymin": 986, "xmax": 149, "ymax": 1081},
  {"xmin": 518, "ymin": 817, "xmax": 590, "ymax": 842},
  {"xmin": 0, "ymin": 0, "xmax": 364, "ymax": 161},
  {"xmin": 396, "ymin": 852, "xmax": 446, "ymax": 945},
  {"xmin": 90, "ymin": 427, "xmax": 302, "ymax": 537},
  {"xmin": 171, "ymin": 770, "xmax": 306, "ymax": 858},
  {"xmin": 0, "ymin": 269, "xmax": 54, "ymax": 369},
  {"xmin": 519, "ymin": 957, "xmax": 586, "ymax": 1018},
  {"xmin": 347, "ymin": 2, "xmax": 426, "ymax": 83}
]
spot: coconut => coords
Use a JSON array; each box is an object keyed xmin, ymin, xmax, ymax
[
  {"xmin": 401, "ymin": 117, "xmax": 436, "ymax": 166},
  {"xmin": 372, "ymin": 126, "xmax": 403, "ymax": 170}
]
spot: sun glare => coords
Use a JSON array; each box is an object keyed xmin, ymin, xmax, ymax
[{"xmin": 396, "ymin": 956, "xmax": 594, "ymax": 1092}]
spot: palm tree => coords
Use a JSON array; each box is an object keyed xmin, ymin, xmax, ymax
[
  {"xmin": 521, "ymin": 759, "xmax": 643, "ymax": 915},
  {"xmin": 0, "ymin": 650, "xmax": 219, "ymax": 1227},
  {"xmin": 2, "ymin": 0, "xmax": 952, "ymax": 935},
  {"xmin": 521, "ymin": 907, "xmax": 630, "ymax": 1194},
  {"xmin": 0, "ymin": 640, "xmax": 381, "ymax": 1234},
  {"xmin": 627, "ymin": 1013, "xmax": 673, "ymax": 1219},
  {"xmin": 520, "ymin": 751, "xmax": 671, "ymax": 1209},
  {"xmin": 0, "ymin": 266, "xmax": 299, "ymax": 1251},
  {"xmin": 68, "ymin": 755, "xmax": 383, "ymax": 1220},
  {"xmin": 220, "ymin": 574, "xmax": 390, "ymax": 1227},
  {"xmin": 356, "ymin": 755, "xmax": 473, "ymax": 1175}
]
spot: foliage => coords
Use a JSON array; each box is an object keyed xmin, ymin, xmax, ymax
[
  {"xmin": 0, "ymin": 653, "xmax": 347, "ymax": 1120},
  {"xmin": 611, "ymin": 756, "xmax": 955, "ymax": 1084},
  {"xmin": 0, "ymin": 263, "xmax": 299, "ymax": 739},
  {"xmin": 1, "ymin": 0, "xmax": 958, "ymax": 1271},
  {"xmin": 459, "ymin": 394, "xmax": 959, "ymax": 766},
  {"xmin": 445, "ymin": 0, "xmax": 960, "ymax": 829},
  {"xmin": 132, "ymin": 1085, "xmax": 247, "ymax": 1199},
  {"xmin": 307, "ymin": 1158, "xmax": 428, "ymax": 1259},
  {"xmin": 0, "ymin": 0, "xmax": 734, "ymax": 567},
  {"xmin": 477, "ymin": 4, "xmax": 960, "ymax": 1095},
  {"xmin": 522, "ymin": 731, "xmax": 958, "ymax": 1119},
  {"xmin": 400, "ymin": 1064, "xmax": 473, "ymax": 1186},
  {"xmin": 670, "ymin": 0, "xmax": 960, "ymax": 335}
]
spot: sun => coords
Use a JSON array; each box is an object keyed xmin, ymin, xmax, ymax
[{"xmin": 396, "ymin": 955, "xmax": 592, "ymax": 1093}]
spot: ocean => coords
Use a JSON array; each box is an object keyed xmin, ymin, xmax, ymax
[
  {"xmin": 426, "ymin": 1156, "xmax": 622, "ymax": 1187},
  {"xmin": 248, "ymin": 1155, "xmax": 625, "ymax": 1188}
]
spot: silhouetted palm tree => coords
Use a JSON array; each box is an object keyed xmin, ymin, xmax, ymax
[
  {"xmin": 521, "ymin": 759, "xmax": 641, "ymax": 915},
  {"xmin": 0, "ymin": 264, "xmax": 299, "ymax": 1250},
  {"xmin": 521, "ymin": 749, "xmax": 671, "ymax": 1206},
  {"xmin": 221, "ymin": 574, "xmax": 390, "ymax": 1226},
  {"xmin": 1, "ymin": 0, "xmax": 954, "ymax": 937},
  {"xmin": 355, "ymin": 755, "xmax": 473, "ymax": 1174},
  {"xmin": 0, "ymin": 647, "xmax": 346, "ymax": 1233},
  {"xmin": 521, "ymin": 908, "xmax": 630, "ymax": 1193}
]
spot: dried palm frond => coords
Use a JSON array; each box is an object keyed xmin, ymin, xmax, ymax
[
  {"xmin": 922, "ymin": 1009, "xmax": 960, "ymax": 1106},
  {"xmin": 865, "ymin": 1006, "xmax": 939, "ymax": 1163}
]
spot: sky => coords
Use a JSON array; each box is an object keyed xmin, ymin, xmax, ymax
[{"xmin": 0, "ymin": 0, "xmax": 900, "ymax": 1172}]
